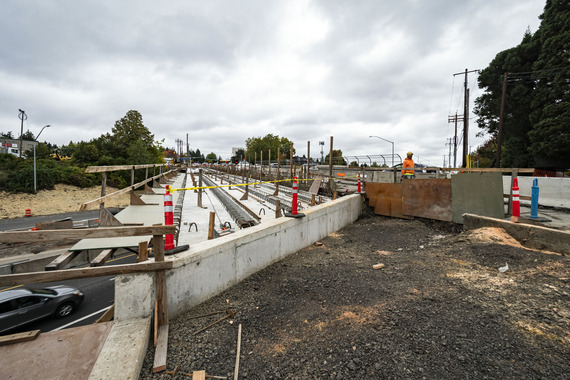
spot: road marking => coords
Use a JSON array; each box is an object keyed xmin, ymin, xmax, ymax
[
  {"xmin": 0, "ymin": 285, "xmax": 23, "ymax": 292},
  {"xmin": 50, "ymin": 305, "xmax": 112, "ymax": 332}
]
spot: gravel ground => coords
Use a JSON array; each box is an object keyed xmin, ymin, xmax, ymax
[{"xmin": 141, "ymin": 210, "xmax": 569, "ymax": 379}]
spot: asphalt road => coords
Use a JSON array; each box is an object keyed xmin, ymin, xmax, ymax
[
  {"xmin": 1, "ymin": 249, "xmax": 137, "ymax": 334},
  {"xmin": 0, "ymin": 208, "xmax": 122, "ymax": 232}
]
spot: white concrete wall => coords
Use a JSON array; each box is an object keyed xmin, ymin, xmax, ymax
[
  {"xmin": 114, "ymin": 194, "xmax": 362, "ymax": 321},
  {"xmin": 503, "ymin": 176, "xmax": 570, "ymax": 208}
]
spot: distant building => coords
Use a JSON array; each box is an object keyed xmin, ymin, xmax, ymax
[{"xmin": 0, "ymin": 138, "xmax": 37, "ymax": 157}]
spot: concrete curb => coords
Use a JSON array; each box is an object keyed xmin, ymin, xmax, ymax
[
  {"xmin": 462, "ymin": 213, "xmax": 570, "ymax": 255},
  {"xmin": 88, "ymin": 318, "xmax": 151, "ymax": 380}
]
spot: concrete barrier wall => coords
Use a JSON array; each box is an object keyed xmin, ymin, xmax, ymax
[
  {"xmin": 503, "ymin": 176, "xmax": 570, "ymax": 209},
  {"xmin": 115, "ymin": 194, "xmax": 362, "ymax": 321}
]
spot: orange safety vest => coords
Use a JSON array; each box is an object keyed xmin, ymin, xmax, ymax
[{"xmin": 401, "ymin": 157, "xmax": 415, "ymax": 175}]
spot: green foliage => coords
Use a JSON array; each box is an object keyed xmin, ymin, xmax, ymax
[
  {"xmin": 245, "ymin": 134, "xmax": 295, "ymax": 162},
  {"xmin": 324, "ymin": 149, "xmax": 346, "ymax": 165},
  {"xmin": 205, "ymin": 152, "xmax": 218, "ymax": 163},
  {"xmin": 21, "ymin": 130, "xmax": 35, "ymax": 141},
  {"xmin": 1, "ymin": 131, "xmax": 14, "ymax": 139},
  {"xmin": 474, "ymin": 1, "xmax": 569, "ymax": 168},
  {"xmin": 0, "ymin": 156, "xmax": 98, "ymax": 193}
]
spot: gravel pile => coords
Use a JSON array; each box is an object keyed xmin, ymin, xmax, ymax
[{"xmin": 141, "ymin": 212, "xmax": 569, "ymax": 379}]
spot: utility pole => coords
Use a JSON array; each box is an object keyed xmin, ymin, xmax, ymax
[
  {"xmin": 18, "ymin": 109, "xmax": 26, "ymax": 158},
  {"xmin": 453, "ymin": 69, "xmax": 478, "ymax": 167},
  {"xmin": 495, "ymin": 73, "xmax": 508, "ymax": 168},
  {"xmin": 447, "ymin": 113, "xmax": 464, "ymax": 168},
  {"xmin": 445, "ymin": 138, "xmax": 453, "ymax": 168}
]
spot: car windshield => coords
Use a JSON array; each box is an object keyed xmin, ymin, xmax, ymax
[{"xmin": 29, "ymin": 288, "xmax": 57, "ymax": 296}]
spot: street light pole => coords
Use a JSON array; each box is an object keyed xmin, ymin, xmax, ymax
[
  {"xmin": 34, "ymin": 125, "xmax": 50, "ymax": 193},
  {"xmin": 18, "ymin": 109, "xmax": 27, "ymax": 159},
  {"xmin": 369, "ymin": 135, "xmax": 394, "ymax": 167}
]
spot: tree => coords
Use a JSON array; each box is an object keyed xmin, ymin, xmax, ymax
[
  {"xmin": 205, "ymin": 152, "xmax": 218, "ymax": 163},
  {"xmin": 245, "ymin": 134, "xmax": 295, "ymax": 162},
  {"xmin": 324, "ymin": 149, "xmax": 346, "ymax": 165},
  {"xmin": 474, "ymin": 31, "xmax": 538, "ymax": 167},
  {"xmin": 231, "ymin": 148, "xmax": 246, "ymax": 163},
  {"xmin": 20, "ymin": 130, "xmax": 36, "ymax": 141},
  {"xmin": 112, "ymin": 110, "xmax": 155, "ymax": 158},
  {"xmin": 528, "ymin": 0, "xmax": 570, "ymax": 167},
  {"xmin": 72, "ymin": 142, "xmax": 100, "ymax": 166},
  {"xmin": 474, "ymin": 0, "xmax": 569, "ymax": 168},
  {"xmin": 128, "ymin": 139, "xmax": 154, "ymax": 164},
  {"xmin": 1, "ymin": 131, "xmax": 14, "ymax": 139}
]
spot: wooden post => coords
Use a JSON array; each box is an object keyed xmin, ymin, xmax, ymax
[
  {"xmin": 152, "ymin": 234, "xmax": 167, "ymax": 327},
  {"xmin": 198, "ymin": 169, "xmax": 203, "ymax": 207},
  {"xmin": 131, "ymin": 166, "xmax": 135, "ymax": 186},
  {"xmin": 307, "ymin": 141, "xmax": 310, "ymax": 186},
  {"xmin": 311, "ymin": 194, "xmax": 315, "ymax": 206},
  {"xmin": 138, "ymin": 241, "xmax": 149, "ymax": 263},
  {"xmin": 329, "ymin": 136, "xmax": 333, "ymax": 194},
  {"xmin": 208, "ymin": 212, "xmax": 215, "ymax": 240},
  {"xmin": 99, "ymin": 172, "xmax": 107, "ymax": 223},
  {"xmin": 290, "ymin": 145, "xmax": 293, "ymax": 182},
  {"xmin": 260, "ymin": 150, "xmax": 263, "ymax": 179},
  {"xmin": 275, "ymin": 200, "xmax": 281, "ymax": 218}
]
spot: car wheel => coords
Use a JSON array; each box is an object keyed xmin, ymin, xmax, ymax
[{"xmin": 55, "ymin": 302, "xmax": 75, "ymax": 318}]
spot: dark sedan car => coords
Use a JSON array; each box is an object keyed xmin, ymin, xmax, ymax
[{"xmin": 0, "ymin": 286, "xmax": 84, "ymax": 334}]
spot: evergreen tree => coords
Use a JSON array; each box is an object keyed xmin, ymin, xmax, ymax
[
  {"xmin": 474, "ymin": 0, "xmax": 570, "ymax": 168},
  {"xmin": 528, "ymin": 0, "xmax": 570, "ymax": 167}
]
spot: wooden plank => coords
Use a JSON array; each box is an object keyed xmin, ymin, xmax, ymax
[
  {"xmin": 90, "ymin": 249, "xmax": 116, "ymax": 267},
  {"xmin": 0, "ymin": 225, "xmax": 176, "ymax": 244},
  {"xmin": 130, "ymin": 190, "xmax": 147, "ymax": 205},
  {"xmin": 153, "ymin": 235, "xmax": 168, "ymax": 328},
  {"xmin": 99, "ymin": 208, "xmax": 123, "ymax": 227},
  {"xmin": 85, "ymin": 164, "xmax": 167, "ymax": 173},
  {"xmin": 0, "ymin": 261, "xmax": 173, "ymax": 287},
  {"xmin": 308, "ymin": 179, "xmax": 322, "ymax": 195},
  {"xmin": 45, "ymin": 251, "xmax": 82, "ymax": 271},
  {"xmin": 80, "ymin": 171, "xmax": 176, "ymax": 210},
  {"xmin": 35, "ymin": 219, "xmax": 73, "ymax": 230},
  {"xmin": 95, "ymin": 305, "xmax": 114, "ymax": 323},
  {"xmin": 208, "ymin": 212, "xmax": 215, "ymax": 240},
  {"xmin": 153, "ymin": 324, "xmax": 169, "ymax": 373},
  {"xmin": 439, "ymin": 167, "xmax": 535, "ymax": 173},
  {"xmin": 0, "ymin": 330, "xmax": 40, "ymax": 346},
  {"xmin": 192, "ymin": 370, "xmax": 206, "ymax": 380}
]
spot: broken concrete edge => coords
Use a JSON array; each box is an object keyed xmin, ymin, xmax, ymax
[
  {"xmin": 88, "ymin": 318, "xmax": 151, "ymax": 380},
  {"xmin": 462, "ymin": 213, "xmax": 569, "ymax": 256}
]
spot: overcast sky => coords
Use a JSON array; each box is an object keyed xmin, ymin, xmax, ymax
[{"xmin": 0, "ymin": 0, "xmax": 545, "ymax": 166}]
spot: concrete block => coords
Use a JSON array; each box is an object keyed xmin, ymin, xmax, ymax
[
  {"xmin": 88, "ymin": 318, "xmax": 151, "ymax": 380},
  {"xmin": 114, "ymin": 273, "xmax": 154, "ymax": 322},
  {"xmin": 463, "ymin": 213, "xmax": 569, "ymax": 255},
  {"xmin": 452, "ymin": 172, "xmax": 504, "ymax": 224}
]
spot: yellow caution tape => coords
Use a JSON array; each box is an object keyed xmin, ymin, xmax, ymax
[{"xmin": 171, "ymin": 173, "xmax": 361, "ymax": 192}]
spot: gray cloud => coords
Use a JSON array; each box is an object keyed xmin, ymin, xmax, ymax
[{"xmin": 0, "ymin": 0, "xmax": 544, "ymax": 165}]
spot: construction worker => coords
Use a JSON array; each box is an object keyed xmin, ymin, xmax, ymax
[{"xmin": 401, "ymin": 151, "xmax": 415, "ymax": 180}]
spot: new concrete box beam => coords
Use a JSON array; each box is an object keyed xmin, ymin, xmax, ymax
[{"xmin": 114, "ymin": 194, "xmax": 362, "ymax": 321}]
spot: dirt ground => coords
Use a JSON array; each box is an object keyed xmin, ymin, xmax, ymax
[
  {"xmin": 0, "ymin": 184, "xmax": 130, "ymax": 219},
  {"xmin": 141, "ymin": 209, "xmax": 569, "ymax": 379}
]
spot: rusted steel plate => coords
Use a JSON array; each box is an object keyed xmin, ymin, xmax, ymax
[
  {"xmin": 364, "ymin": 182, "xmax": 383, "ymax": 207},
  {"xmin": 402, "ymin": 179, "xmax": 452, "ymax": 221},
  {"xmin": 370, "ymin": 183, "xmax": 405, "ymax": 218}
]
